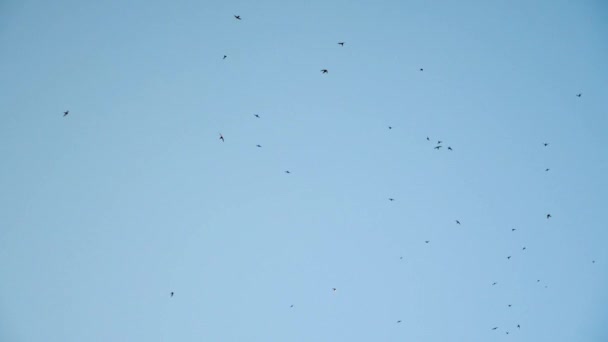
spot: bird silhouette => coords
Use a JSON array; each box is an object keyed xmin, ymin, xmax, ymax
[
  {"xmin": 219, "ymin": 133, "xmax": 224, "ymax": 142},
  {"xmin": 170, "ymin": 292, "xmax": 174, "ymax": 297},
  {"xmin": 426, "ymin": 137, "xmax": 430, "ymax": 141},
  {"xmin": 545, "ymin": 168, "xmax": 550, "ymax": 172},
  {"xmin": 223, "ymin": 55, "xmax": 227, "ymax": 60},
  {"xmin": 448, "ymin": 146, "xmax": 453, "ymax": 151},
  {"xmin": 544, "ymin": 143, "xmax": 549, "ymax": 146},
  {"xmin": 419, "ymin": 68, "xmax": 424, "ymax": 71},
  {"xmin": 492, "ymin": 327, "xmax": 498, "ymax": 330},
  {"xmin": 508, "ymin": 304, "xmax": 512, "ymax": 307},
  {"xmin": 256, "ymin": 144, "xmax": 262, "ymax": 148},
  {"xmin": 522, "ymin": 247, "xmax": 526, "ymax": 250},
  {"xmin": 492, "ymin": 282, "xmax": 497, "ymax": 286},
  {"xmin": 400, "ymin": 256, "xmax": 403, "ymax": 260},
  {"xmin": 285, "ymin": 170, "xmax": 291, "ymax": 174},
  {"xmin": 321, "ymin": 69, "xmax": 328, "ymax": 74},
  {"xmin": 434, "ymin": 146, "xmax": 442, "ymax": 150},
  {"xmin": 455, "ymin": 220, "xmax": 461, "ymax": 225},
  {"xmin": 332, "ymin": 288, "xmax": 337, "ymax": 292},
  {"xmin": 234, "ymin": 15, "xmax": 241, "ymax": 20},
  {"xmin": 254, "ymin": 114, "xmax": 260, "ymax": 118},
  {"xmin": 290, "ymin": 304, "xmax": 294, "ymax": 308},
  {"xmin": 425, "ymin": 240, "xmax": 430, "ymax": 244},
  {"xmin": 507, "ymin": 256, "xmax": 511, "ymax": 259},
  {"xmin": 338, "ymin": 42, "xmax": 345, "ymax": 46},
  {"xmin": 388, "ymin": 126, "xmax": 392, "ymax": 129},
  {"xmin": 512, "ymin": 228, "xmax": 516, "ymax": 231},
  {"xmin": 517, "ymin": 324, "xmax": 521, "ymax": 329},
  {"xmin": 397, "ymin": 320, "xmax": 402, "ymax": 323},
  {"xmin": 437, "ymin": 140, "xmax": 442, "ymax": 144},
  {"xmin": 389, "ymin": 198, "xmax": 395, "ymax": 201},
  {"xmin": 592, "ymin": 260, "xmax": 596, "ymax": 264},
  {"xmin": 576, "ymin": 93, "xmax": 582, "ymax": 97},
  {"xmin": 63, "ymin": 110, "xmax": 69, "ymax": 117},
  {"xmin": 547, "ymin": 214, "xmax": 552, "ymax": 219}
]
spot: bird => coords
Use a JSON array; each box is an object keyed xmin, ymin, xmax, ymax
[
  {"xmin": 223, "ymin": 55, "xmax": 227, "ymax": 60},
  {"xmin": 547, "ymin": 214, "xmax": 552, "ymax": 219},
  {"xmin": 290, "ymin": 304, "xmax": 294, "ymax": 308},
  {"xmin": 506, "ymin": 332, "xmax": 510, "ymax": 335},
  {"xmin": 437, "ymin": 140, "xmax": 442, "ymax": 144},
  {"xmin": 434, "ymin": 145, "xmax": 442, "ymax": 150},
  {"xmin": 234, "ymin": 15, "xmax": 241, "ymax": 20},
  {"xmin": 397, "ymin": 320, "xmax": 402, "ymax": 323},
  {"xmin": 492, "ymin": 282, "xmax": 497, "ymax": 286},
  {"xmin": 388, "ymin": 126, "xmax": 392, "ymax": 129},
  {"xmin": 256, "ymin": 144, "xmax": 262, "ymax": 148},
  {"xmin": 512, "ymin": 228, "xmax": 516, "ymax": 231},
  {"xmin": 545, "ymin": 168, "xmax": 550, "ymax": 172},
  {"xmin": 338, "ymin": 42, "xmax": 345, "ymax": 46},
  {"xmin": 170, "ymin": 292, "xmax": 174, "ymax": 297},
  {"xmin": 544, "ymin": 143, "xmax": 549, "ymax": 146},
  {"xmin": 332, "ymin": 288, "xmax": 337, "ymax": 292},
  {"xmin": 517, "ymin": 324, "xmax": 521, "ymax": 329},
  {"xmin": 455, "ymin": 220, "xmax": 461, "ymax": 225},
  {"xmin": 508, "ymin": 304, "xmax": 512, "ymax": 307},
  {"xmin": 576, "ymin": 93, "xmax": 582, "ymax": 97},
  {"xmin": 389, "ymin": 198, "xmax": 395, "ymax": 201},
  {"xmin": 592, "ymin": 260, "xmax": 596, "ymax": 264},
  {"xmin": 419, "ymin": 68, "xmax": 424, "ymax": 71},
  {"xmin": 400, "ymin": 256, "xmax": 403, "ymax": 260},
  {"xmin": 507, "ymin": 256, "xmax": 511, "ymax": 259},
  {"xmin": 219, "ymin": 133, "xmax": 224, "ymax": 142},
  {"xmin": 63, "ymin": 110, "xmax": 69, "ymax": 117},
  {"xmin": 254, "ymin": 114, "xmax": 260, "ymax": 118},
  {"xmin": 522, "ymin": 247, "xmax": 526, "ymax": 250},
  {"xmin": 426, "ymin": 136, "xmax": 430, "ymax": 141},
  {"xmin": 425, "ymin": 240, "xmax": 430, "ymax": 244},
  {"xmin": 285, "ymin": 170, "xmax": 291, "ymax": 174},
  {"xmin": 447, "ymin": 146, "xmax": 453, "ymax": 151},
  {"xmin": 321, "ymin": 69, "xmax": 328, "ymax": 74},
  {"xmin": 492, "ymin": 327, "xmax": 498, "ymax": 330},
  {"xmin": 537, "ymin": 280, "xmax": 541, "ymax": 282}
]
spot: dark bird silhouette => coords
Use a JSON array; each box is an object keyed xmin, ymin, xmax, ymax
[
  {"xmin": 544, "ymin": 143, "xmax": 549, "ymax": 146},
  {"xmin": 425, "ymin": 240, "xmax": 430, "ymax": 244},
  {"xmin": 332, "ymin": 288, "xmax": 337, "ymax": 292},
  {"xmin": 447, "ymin": 146, "xmax": 453, "ymax": 151},
  {"xmin": 522, "ymin": 247, "xmax": 526, "ymax": 250},
  {"xmin": 517, "ymin": 324, "xmax": 520, "ymax": 329},
  {"xmin": 512, "ymin": 228, "xmax": 516, "ymax": 231},
  {"xmin": 506, "ymin": 332, "xmax": 510, "ymax": 335},
  {"xmin": 547, "ymin": 214, "xmax": 551, "ymax": 219},
  {"xmin": 455, "ymin": 220, "xmax": 461, "ymax": 225},
  {"xmin": 388, "ymin": 126, "xmax": 392, "ymax": 129},
  {"xmin": 400, "ymin": 256, "xmax": 403, "ymax": 260},
  {"xmin": 419, "ymin": 68, "xmax": 423, "ymax": 71},
  {"xmin": 234, "ymin": 15, "xmax": 241, "ymax": 20},
  {"xmin": 223, "ymin": 55, "xmax": 227, "ymax": 60},
  {"xmin": 63, "ymin": 110, "xmax": 69, "ymax": 117},
  {"xmin": 508, "ymin": 304, "xmax": 512, "ymax": 307},
  {"xmin": 290, "ymin": 304, "xmax": 294, "ymax": 308},
  {"xmin": 592, "ymin": 260, "xmax": 596, "ymax": 264},
  {"xmin": 321, "ymin": 69, "xmax": 328, "ymax": 74},
  {"xmin": 219, "ymin": 133, "xmax": 224, "ymax": 142},
  {"xmin": 285, "ymin": 170, "xmax": 291, "ymax": 174},
  {"xmin": 537, "ymin": 280, "xmax": 541, "ymax": 282},
  {"xmin": 437, "ymin": 141, "xmax": 442, "ymax": 144},
  {"xmin": 256, "ymin": 144, "xmax": 262, "ymax": 148},
  {"xmin": 545, "ymin": 168, "xmax": 550, "ymax": 172},
  {"xmin": 254, "ymin": 114, "xmax": 260, "ymax": 118},
  {"xmin": 426, "ymin": 136, "xmax": 430, "ymax": 141},
  {"xmin": 576, "ymin": 93, "xmax": 582, "ymax": 97},
  {"xmin": 507, "ymin": 256, "xmax": 511, "ymax": 259},
  {"xmin": 492, "ymin": 282, "xmax": 497, "ymax": 286},
  {"xmin": 397, "ymin": 320, "xmax": 402, "ymax": 323},
  {"xmin": 434, "ymin": 145, "xmax": 442, "ymax": 150},
  {"xmin": 492, "ymin": 327, "xmax": 498, "ymax": 330},
  {"xmin": 170, "ymin": 292, "xmax": 174, "ymax": 297},
  {"xmin": 338, "ymin": 42, "xmax": 345, "ymax": 46},
  {"xmin": 389, "ymin": 198, "xmax": 395, "ymax": 201}
]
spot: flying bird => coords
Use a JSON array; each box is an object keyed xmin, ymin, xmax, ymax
[
  {"xmin": 508, "ymin": 304, "xmax": 512, "ymax": 307},
  {"xmin": 321, "ymin": 69, "xmax": 328, "ymax": 74},
  {"xmin": 517, "ymin": 325, "xmax": 520, "ymax": 329},
  {"xmin": 492, "ymin": 327, "xmax": 498, "ymax": 330},
  {"xmin": 592, "ymin": 260, "xmax": 596, "ymax": 264},
  {"xmin": 332, "ymin": 288, "xmax": 337, "ymax": 292},
  {"xmin": 388, "ymin": 126, "xmax": 392, "ymax": 129},
  {"xmin": 397, "ymin": 320, "xmax": 402, "ymax": 323},
  {"xmin": 544, "ymin": 143, "xmax": 549, "ymax": 146},
  {"xmin": 434, "ymin": 145, "xmax": 442, "ymax": 150},
  {"xmin": 223, "ymin": 55, "xmax": 227, "ymax": 59},
  {"xmin": 256, "ymin": 144, "xmax": 262, "ymax": 148},
  {"xmin": 234, "ymin": 15, "xmax": 241, "ymax": 20},
  {"xmin": 425, "ymin": 240, "xmax": 430, "ymax": 244},
  {"xmin": 338, "ymin": 42, "xmax": 345, "ymax": 46},
  {"xmin": 522, "ymin": 247, "xmax": 526, "ymax": 250},
  {"xmin": 419, "ymin": 68, "xmax": 424, "ymax": 71},
  {"xmin": 545, "ymin": 168, "xmax": 550, "ymax": 172},
  {"xmin": 507, "ymin": 256, "xmax": 511, "ymax": 259},
  {"xmin": 170, "ymin": 292, "xmax": 174, "ymax": 297},
  {"xmin": 576, "ymin": 93, "xmax": 582, "ymax": 97},
  {"xmin": 219, "ymin": 133, "xmax": 224, "ymax": 142},
  {"xmin": 492, "ymin": 282, "xmax": 497, "ymax": 286},
  {"xmin": 546, "ymin": 214, "xmax": 551, "ymax": 219},
  {"xmin": 290, "ymin": 304, "xmax": 294, "ymax": 308},
  {"xmin": 447, "ymin": 146, "xmax": 453, "ymax": 151},
  {"xmin": 512, "ymin": 228, "xmax": 516, "ymax": 231},
  {"xmin": 389, "ymin": 198, "xmax": 395, "ymax": 201},
  {"xmin": 254, "ymin": 114, "xmax": 260, "ymax": 118},
  {"xmin": 63, "ymin": 110, "xmax": 69, "ymax": 117},
  {"xmin": 455, "ymin": 220, "xmax": 461, "ymax": 225},
  {"xmin": 285, "ymin": 170, "xmax": 291, "ymax": 174},
  {"xmin": 437, "ymin": 141, "xmax": 442, "ymax": 144},
  {"xmin": 426, "ymin": 137, "xmax": 430, "ymax": 141}
]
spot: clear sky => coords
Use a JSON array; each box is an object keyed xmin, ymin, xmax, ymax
[{"xmin": 1, "ymin": 0, "xmax": 607, "ymax": 341}]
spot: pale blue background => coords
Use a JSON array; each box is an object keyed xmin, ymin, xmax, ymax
[{"xmin": 1, "ymin": 0, "xmax": 607, "ymax": 341}]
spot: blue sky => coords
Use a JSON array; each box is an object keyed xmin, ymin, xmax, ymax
[{"xmin": 1, "ymin": 0, "xmax": 607, "ymax": 341}]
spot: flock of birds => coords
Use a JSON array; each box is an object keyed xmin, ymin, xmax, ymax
[{"xmin": 61, "ymin": 13, "xmax": 594, "ymax": 339}]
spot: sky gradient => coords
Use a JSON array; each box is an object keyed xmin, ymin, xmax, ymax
[{"xmin": 1, "ymin": 0, "xmax": 607, "ymax": 341}]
